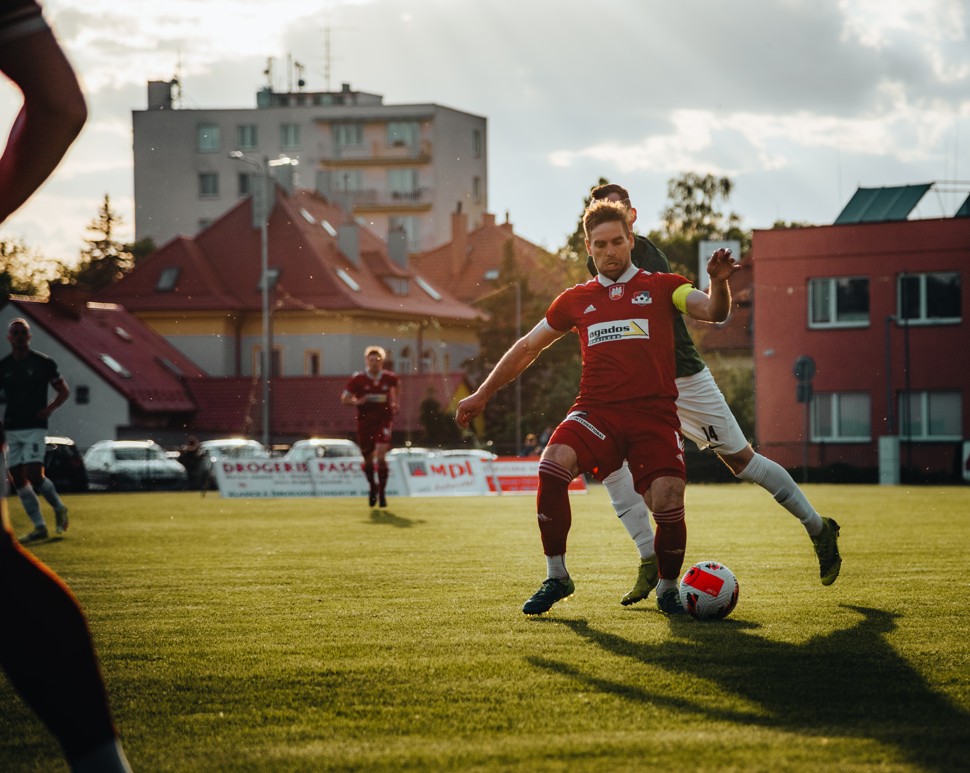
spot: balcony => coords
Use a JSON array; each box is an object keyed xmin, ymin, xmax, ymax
[
  {"xmin": 319, "ymin": 139, "xmax": 432, "ymax": 166},
  {"xmin": 331, "ymin": 187, "xmax": 434, "ymax": 212}
]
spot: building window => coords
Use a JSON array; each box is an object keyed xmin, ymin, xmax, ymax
[
  {"xmin": 198, "ymin": 172, "xmax": 219, "ymax": 198},
  {"xmin": 472, "ymin": 129, "xmax": 482, "ymax": 158},
  {"xmin": 334, "ymin": 170, "xmax": 364, "ymax": 192},
  {"xmin": 898, "ymin": 390, "xmax": 961, "ymax": 440},
  {"xmin": 333, "ymin": 123, "xmax": 363, "ymax": 148},
  {"xmin": 238, "ymin": 172, "xmax": 252, "ymax": 197},
  {"xmin": 196, "ymin": 123, "xmax": 221, "ymax": 152},
  {"xmin": 236, "ymin": 124, "xmax": 258, "ymax": 150},
  {"xmin": 811, "ymin": 392, "xmax": 871, "ymax": 442},
  {"xmin": 75, "ymin": 385, "xmax": 90, "ymax": 405},
  {"xmin": 472, "ymin": 176, "xmax": 482, "ymax": 204},
  {"xmin": 253, "ymin": 346, "xmax": 283, "ymax": 377},
  {"xmin": 305, "ymin": 350, "xmax": 321, "ymax": 376},
  {"xmin": 280, "ymin": 123, "xmax": 301, "ymax": 149},
  {"xmin": 156, "ymin": 266, "xmax": 180, "ymax": 292},
  {"xmin": 808, "ymin": 276, "xmax": 869, "ymax": 328},
  {"xmin": 388, "ymin": 168, "xmax": 419, "ymax": 200},
  {"xmin": 387, "ymin": 120, "xmax": 419, "ymax": 147},
  {"xmin": 898, "ymin": 272, "xmax": 961, "ymax": 325}
]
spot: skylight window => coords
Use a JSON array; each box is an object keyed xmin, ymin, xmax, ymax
[
  {"xmin": 321, "ymin": 220, "xmax": 337, "ymax": 237},
  {"xmin": 483, "ymin": 269, "xmax": 499, "ymax": 281},
  {"xmin": 100, "ymin": 354, "xmax": 132, "ymax": 378},
  {"xmin": 156, "ymin": 266, "xmax": 180, "ymax": 291},
  {"xmin": 415, "ymin": 276, "xmax": 442, "ymax": 301},
  {"xmin": 114, "ymin": 327, "xmax": 132, "ymax": 342},
  {"xmin": 336, "ymin": 268, "xmax": 361, "ymax": 292},
  {"xmin": 258, "ymin": 267, "xmax": 281, "ymax": 292},
  {"xmin": 300, "ymin": 208, "xmax": 316, "ymax": 224}
]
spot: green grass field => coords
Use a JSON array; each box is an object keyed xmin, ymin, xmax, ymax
[{"xmin": 2, "ymin": 485, "xmax": 968, "ymax": 772}]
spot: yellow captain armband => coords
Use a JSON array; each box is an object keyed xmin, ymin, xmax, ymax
[{"xmin": 672, "ymin": 283, "xmax": 694, "ymax": 313}]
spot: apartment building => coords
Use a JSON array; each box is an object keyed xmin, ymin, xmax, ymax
[{"xmin": 133, "ymin": 81, "xmax": 487, "ymax": 253}]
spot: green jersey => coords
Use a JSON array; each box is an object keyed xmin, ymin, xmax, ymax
[{"xmin": 587, "ymin": 235, "xmax": 706, "ymax": 378}]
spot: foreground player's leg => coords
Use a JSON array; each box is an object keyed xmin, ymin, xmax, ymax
[
  {"xmin": 0, "ymin": 485, "xmax": 131, "ymax": 771},
  {"xmin": 602, "ymin": 465, "xmax": 658, "ymax": 605},
  {"xmin": 734, "ymin": 451, "xmax": 841, "ymax": 584},
  {"xmin": 652, "ymin": 504, "xmax": 687, "ymax": 614},
  {"xmin": 523, "ymin": 459, "xmax": 575, "ymax": 615},
  {"xmin": 16, "ymin": 484, "xmax": 49, "ymax": 543}
]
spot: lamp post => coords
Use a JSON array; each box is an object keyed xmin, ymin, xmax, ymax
[{"xmin": 228, "ymin": 151, "xmax": 272, "ymax": 448}]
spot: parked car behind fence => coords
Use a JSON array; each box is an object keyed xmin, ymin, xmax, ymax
[{"xmin": 83, "ymin": 439, "xmax": 188, "ymax": 492}]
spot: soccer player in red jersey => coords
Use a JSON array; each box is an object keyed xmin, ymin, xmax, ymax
[
  {"xmin": 341, "ymin": 346, "xmax": 400, "ymax": 508},
  {"xmin": 457, "ymin": 200, "xmax": 739, "ymax": 615},
  {"xmin": 1, "ymin": 1, "xmax": 132, "ymax": 770}
]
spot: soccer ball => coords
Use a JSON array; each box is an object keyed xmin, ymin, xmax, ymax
[{"xmin": 678, "ymin": 561, "xmax": 739, "ymax": 620}]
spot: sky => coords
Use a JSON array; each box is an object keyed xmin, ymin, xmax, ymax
[{"xmin": 2, "ymin": 0, "xmax": 969, "ymax": 266}]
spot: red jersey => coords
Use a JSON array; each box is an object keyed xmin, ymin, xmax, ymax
[
  {"xmin": 343, "ymin": 368, "xmax": 400, "ymax": 423},
  {"xmin": 545, "ymin": 267, "xmax": 691, "ymax": 409}
]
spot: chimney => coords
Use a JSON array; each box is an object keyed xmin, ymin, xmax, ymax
[
  {"xmin": 315, "ymin": 170, "xmax": 332, "ymax": 198},
  {"xmin": 272, "ymin": 163, "xmax": 296, "ymax": 194},
  {"xmin": 482, "ymin": 212, "xmax": 496, "ymax": 228},
  {"xmin": 338, "ymin": 223, "xmax": 360, "ymax": 266},
  {"xmin": 146, "ymin": 80, "xmax": 174, "ymax": 110},
  {"xmin": 451, "ymin": 204, "xmax": 468, "ymax": 278},
  {"xmin": 388, "ymin": 227, "xmax": 408, "ymax": 269},
  {"xmin": 47, "ymin": 282, "xmax": 91, "ymax": 319}
]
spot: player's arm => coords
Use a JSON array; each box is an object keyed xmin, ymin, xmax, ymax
[
  {"xmin": 680, "ymin": 247, "xmax": 739, "ymax": 323},
  {"xmin": 0, "ymin": 15, "xmax": 88, "ymax": 224},
  {"xmin": 389, "ymin": 383, "xmax": 399, "ymax": 415},
  {"xmin": 340, "ymin": 389, "xmax": 361, "ymax": 407},
  {"xmin": 456, "ymin": 320, "xmax": 564, "ymax": 428},
  {"xmin": 37, "ymin": 375, "xmax": 69, "ymax": 419}
]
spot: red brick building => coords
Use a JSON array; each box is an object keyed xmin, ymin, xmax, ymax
[{"xmin": 752, "ymin": 210, "xmax": 968, "ymax": 482}]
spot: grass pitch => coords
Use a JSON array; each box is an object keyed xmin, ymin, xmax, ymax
[{"xmin": 2, "ymin": 484, "xmax": 968, "ymax": 772}]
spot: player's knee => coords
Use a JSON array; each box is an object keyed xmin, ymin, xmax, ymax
[{"xmin": 537, "ymin": 459, "xmax": 573, "ymax": 494}]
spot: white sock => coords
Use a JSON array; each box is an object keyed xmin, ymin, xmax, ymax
[
  {"xmin": 17, "ymin": 486, "xmax": 45, "ymax": 529},
  {"xmin": 37, "ymin": 477, "xmax": 65, "ymax": 509},
  {"xmin": 603, "ymin": 464, "xmax": 655, "ymax": 559},
  {"xmin": 70, "ymin": 737, "xmax": 133, "ymax": 773},
  {"xmin": 656, "ymin": 578, "xmax": 677, "ymax": 597},
  {"xmin": 737, "ymin": 453, "xmax": 824, "ymax": 536},
  {"xmin": 545, "ymin": 554, "xmax": 568, "ymax": 580}
]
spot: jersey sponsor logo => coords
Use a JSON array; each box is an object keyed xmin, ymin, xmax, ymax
[
  {"xmin": 609, "ymin": 285, "xmax": 625, "ymax": 300},
  {"xmin": 586, "ymin": 319, "xmax": 650, "ymax": 346},
  {"xmin": 364, "ymin": 393, "xmax": 388, "ymax": 403},
  {"xmin": 583, "ymin": 304, "xmax": 597, "ymax": 314},
  {"xmin": 632, "ymin": 290, "xmax": 652, "ymax": 305},
  {"xmin": 565, "ymin": 410, "xmax": 606, "ymax": 440}
]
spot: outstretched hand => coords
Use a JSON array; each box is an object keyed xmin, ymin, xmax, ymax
[
  {"xmin": 455, "ymin": 392, "xmax": 487, "ymax": 429},
  {"xmin": 706, "ymin": 248, "xmax": 741, "ymax": 283}
]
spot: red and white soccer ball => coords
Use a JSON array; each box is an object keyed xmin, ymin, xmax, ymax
[{"xmin": 678, "ymin": 561, "xmax": 739, "ymax": 620}]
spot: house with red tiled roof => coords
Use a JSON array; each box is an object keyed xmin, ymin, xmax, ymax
[
  {"xmin": 100, "ymin": 183, "xmax": 483, "ymax": 380},
  {"xmin": 0, "ymin": 288, "xmax": 207, "ymax": 449},
  {"xmin": 409, "ymin": 208, "xmax": 567, "ymax": 305}
]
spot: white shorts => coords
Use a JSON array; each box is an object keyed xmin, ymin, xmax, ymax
[
  {"xmin": 675, "ymin": 367, "xmax": 748, "ymax": 455},
  {"xmin": 4, "ymin": 428, "xmax": 47, "ymax": 468}
]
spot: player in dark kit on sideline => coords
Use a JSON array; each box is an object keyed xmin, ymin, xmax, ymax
[
  {"xmin": 341, "ymin": 345, "xmax": 400, "ymax": 508},
  {"xmin": 0, "ymin": 2, "xmax": 133, "ymax": 770},
  {"xmin": 2, "ymin": 318, "xmax": 72, "ymax": 543},
  {"xmin": 586, "ymin": 184, "xmax": 841, "ymax": 603},
  {"xmin": 457, "ymin": 200, "xmax": 739, "ymax": 615}
]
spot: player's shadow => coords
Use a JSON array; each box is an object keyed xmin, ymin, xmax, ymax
[
  {"xmin": 367, "ymin": 509, "xmax": 423, "ymax": 528},
  {"xmin": 529, "ymin": 606, "xmax": 969, "ymax": 772}
]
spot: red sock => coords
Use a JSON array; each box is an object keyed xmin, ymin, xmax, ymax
[
  {"xmin": 377, "ymin": 461, "xmax": 389, "ymax": 494},
  {"xmin": 653, "ymin": 506, "xmax": 686, "ymax": 580},
  {"xmin": 362, "ymin": 461, "xmax": 375, "ymax": 489},
  {"xmin": 536, "ymin": 459, "xmax": 574, "ymax": 555}
]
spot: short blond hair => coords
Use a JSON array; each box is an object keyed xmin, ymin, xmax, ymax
[{"xmin": 364, "ymin": 345, "xmax": 386, "ymax": 359}]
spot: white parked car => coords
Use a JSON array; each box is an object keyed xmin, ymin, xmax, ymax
[
  {"xmin": 83, "ymin": 440, "xmax": 189, "ymax": 492},
  {"xmin": 197, "ymin": 438, "xmax": 270, "ymax": 489},
  {"xmin": 283, "ymin": 438, "xmax": 362, "ymax": 462}
]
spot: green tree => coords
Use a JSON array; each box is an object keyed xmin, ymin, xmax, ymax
[
  {"xmin": 66, "ymin": 194, "xmax": 152, "ymax": 290},
  {"xmin": 419, "ymin": 393, "xmax": 464, "ymax": 447},
  {"xmin": 0, "ymin": 239, "xmax": 62, "ymax": 296}
]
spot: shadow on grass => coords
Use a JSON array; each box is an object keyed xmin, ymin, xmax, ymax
[
  {"xmin": 529, "ymin": 606, "xmax": 969, "ymax": 772},
  {"xmin": 368, "ymin": 509, "xmax": 424, "ymax": 528}
]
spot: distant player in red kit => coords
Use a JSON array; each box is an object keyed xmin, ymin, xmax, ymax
[{"xmin": 341, "ymin": 346, "xmax": 400, "ymax": 507}]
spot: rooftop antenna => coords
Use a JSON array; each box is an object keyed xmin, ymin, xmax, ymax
[
  {"xmin": 172, "ymin": 50, "xmax": 183, "ymax": 108},
  {"xmin": 264, "ymin": 57, "xmax": 275, "ymax": 91},
  {"xmin": 323, "ymin": 24, "xmax": 332, "ymax": 91},
  {"xmin": 294, "ymin": 60, "xmax": 306, "ymax": 91}
]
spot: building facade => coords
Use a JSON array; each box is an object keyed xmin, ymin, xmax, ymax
[
  {"xmin": 752, "ymin": 216, "xmax": 968, "ymax": 482},
  {"xmin": 133, "ymin": 81, "xmax": 487, "ymax": 253}
]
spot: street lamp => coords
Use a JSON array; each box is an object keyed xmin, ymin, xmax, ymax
[{"xmin": 228, "ymin": 150, "xmax": 273, "ymax": 448}]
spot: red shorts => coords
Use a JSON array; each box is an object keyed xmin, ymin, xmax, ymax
[
  {"xmin": 548, "ymin": 401, "xmax": 684, "ymax": 492},
  {"xmin": 357, "ymin": 420, "xmax": 393, "ymax": 457}
]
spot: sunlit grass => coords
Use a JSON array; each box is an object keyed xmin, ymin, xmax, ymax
[{"xmin": 2, "ymin": 485, "xmax": 968, "ymax": 771}]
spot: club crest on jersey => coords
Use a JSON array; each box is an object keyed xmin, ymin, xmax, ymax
[
  {"xmin": 586, "ymin": 318, "xmax": 650, "ymax": 346},
  {"xmin": 608, "ymin": 285, "xmax": 625, "ymax": 300},
  {"xmin": 632, "ymin": 290, "xmax": 652, "ymax": 305}
]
